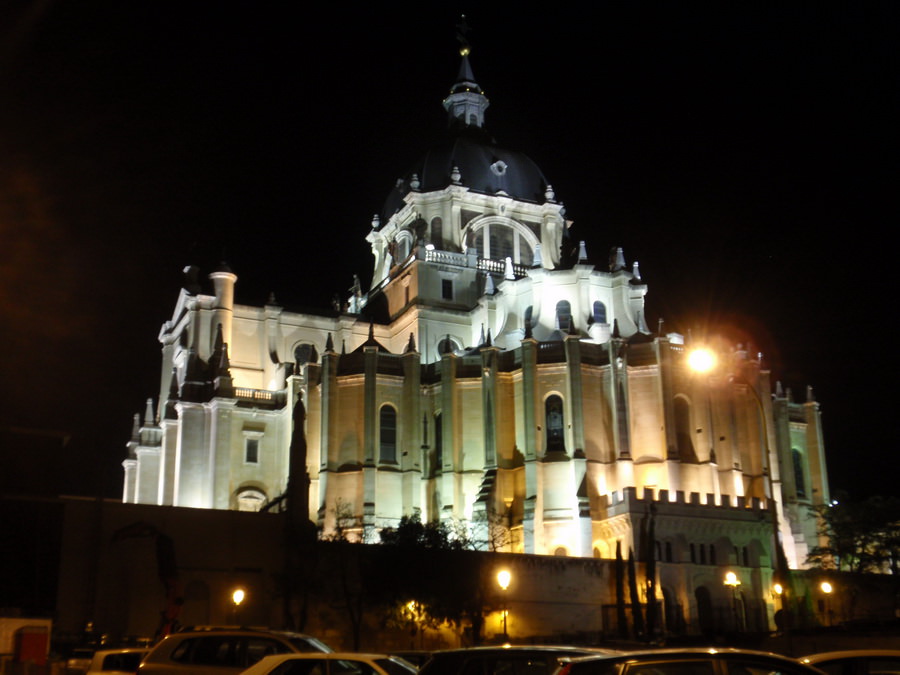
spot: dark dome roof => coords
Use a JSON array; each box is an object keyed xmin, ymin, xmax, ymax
[{"xmin": 383, "ymin": 125, "xmax": 551, "ymax": 220}]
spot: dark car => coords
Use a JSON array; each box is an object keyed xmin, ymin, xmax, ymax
[
  {"xmin": 555, "ymin": 648, "xmax": 825, "ymax": 675},
  {"xmin": 800, "ymin": 650, "xmax": 900, "ymax": 675},
  {"xmin": 419, "ymin": 646, "xmax": 614, "ymax": 675}
]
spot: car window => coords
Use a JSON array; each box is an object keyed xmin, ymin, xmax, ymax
[
  {"xmin": 173, "ymin": 636, "xmax": 240, "ymax": 666},
  {"xmin": 625, "ymin": 660, "xmax": 715, "ymax": 675},
  {"xmin": 330, "ymin": 659, "xmax": 381, "ymax": 675},
  {"xmin": 271, "ymin": 659, "xmax": 328, "ymax": 675},
  {"xmin": 471, "ymin": 655, "xmax": 565, "ymax": 675},
  {"xmin": 868, "ymin": 658, "xmax": 900, "ymax": 675},
  {"xmin": 101, "ymin": 652, "xmax": 145, "ymax": 671},
  {"xmin": 245, "ymin": 638, "xmax": 292, "ymax": 666},
  {"xmin": 725, "ymin": 659, "xmax": 812, "ymax": 675},
  {"xmin": 812, "ymin": 659, "xmax": 851, "ymax": 675},
  {"xmin": 376, "ymin": 657, "xmax": 419, "ymax": 675}
]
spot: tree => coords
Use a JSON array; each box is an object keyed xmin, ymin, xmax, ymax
[
  {"xmin": 377, "ymin": 514, "xmax": 488, "ymax": 644},
  {"xmin": 807, "ymin": 492, "xmax": 900, "ymax": 574}
]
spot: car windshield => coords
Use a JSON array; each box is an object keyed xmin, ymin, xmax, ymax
[
  {"xmin": 287, "ymin": 636, "xmax": 334, "ymax": 653},
  {"xmin": 376, "ymin": 658, "xmax": 419, "ymax": 675}
]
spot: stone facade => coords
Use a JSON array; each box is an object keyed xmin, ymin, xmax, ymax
[{"xmin": 121, "ymin": 42, "xmax": 829, "ymax": 632}]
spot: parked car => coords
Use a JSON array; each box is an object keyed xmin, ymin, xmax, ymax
[
  {"xmin": 554, "ymin": 647, "xmax": 825, "ymax": 675},
  {"xmin": 85, "ymin": 647, "xmax": 150, "ymax": 674},
  {"xmin": 67, "ymin": 648, "xmax": 96, "ymax": 673},
  {"xmin": 419, "ymin": 646, "xmax": 614, "ymax": 675},
  {"xmin": 800, "ymin": 650, "xmax": 900, "ymax": 675},
  {"xmin": 138, "ymin": 627, "xmax": 332, "ymax": 674},
  {"xmin": 240, "ymin": 652, "xmax": 419, "ymax": 675}
]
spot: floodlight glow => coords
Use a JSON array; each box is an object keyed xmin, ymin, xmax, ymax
[{"xmin": 687, "ymin": 348, "xmax": 716, "ymax": 373}]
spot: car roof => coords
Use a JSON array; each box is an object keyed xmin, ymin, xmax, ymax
[
  {"xmin": 802, "ymin": 650, "xmax": 900, "ymax": 662},
  {"xmin": 563, "ymin": 647, "xmax": 804, "ymax": 662},
  {"xmin": 431, "ymin": 646, "xmax": 610, "ymax": 654}
]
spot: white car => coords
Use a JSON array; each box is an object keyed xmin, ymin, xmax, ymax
[
  {"xmin": 800, "ymin": 650, "xmax": 900, "ymax": 675},
  {"xmin": 240, "ymin": 652, "xmax": 418, "ymax": 675},
  {"xmin": 138, "ymin": 628, "xmax": 332, "ymax": 674},
  {"xmin": 86, "ymin": 648, "xmax": 150, "ymax": 674}
]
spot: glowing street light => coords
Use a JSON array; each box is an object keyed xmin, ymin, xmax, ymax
[
  {"xmin": 232, "ymin": 588, "xmax": 245, "ymax": 624},
  {"xmin": 497, "ymin": 570, "xmax": 511, "ymax": 640},
  {"xmin": 820, "ymin": 580, "xmax": 834, "ymax": 626},
  {"xmin": 724, "ymin": 571, "xmax": 742, "ymax": 632}
]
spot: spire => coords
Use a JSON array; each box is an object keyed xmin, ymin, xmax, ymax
[
  {"xmin": 325, "ymin": 333, "xmax": 334, "ymax": 352},
  {"xmin": 443, "ymin": 16, "xmax": 489, "ymax": 129},
  {"xmin": 143, "ymin": 399, "xmax": 155, "ymax": 426},
  {"xmin": 131, "ymin": 413, "xmax": 140, "ymax": 442},
  {"xmin": 405, "ymin": 332, "xmax": 417, "ymax": 353},
  {"xmin": 578, "ymin": 240, "xmax": 588, "ymax": 262},
  {"xmin": 484, "ymin": 273, "xmax": 495, "ymax": 295},
  {"xmin": 504, "ymin": 257, "xmax": 515, "ymax": 280},
  {"xmin": 485, "ymin": 328, "xmax": 492, "ymax": 347},
  {"xmin": 609, "ymin": 247, "xmax": 626, "ymax": 272}
]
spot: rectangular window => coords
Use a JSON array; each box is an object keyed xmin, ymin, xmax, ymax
[
  {"xmin": 245, "ymin": 438, "xmax": 259, "ymax": 464},
  {"xmin": 442, "ymin": 279, "xmax": 453, "ymax": 300}
]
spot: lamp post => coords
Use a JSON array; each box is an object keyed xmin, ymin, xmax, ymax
[
  {"xmin": 820, "ymin": 581, "xmax": 833, "ymax": 627},
  {"xmin": 724, "ymin": 571, "xmax": 742, "ymax": 632},
  {"xmin": 232, "ymin": 588, "xmax": 245, "ymax": 625},
  {"xmin": 496, "ymin": 569, "xmax": 511, "ymax": 642}
]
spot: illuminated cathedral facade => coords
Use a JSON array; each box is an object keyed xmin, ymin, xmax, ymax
[{"xmin": 122, "ymin": 43, "xmax": 829, "ymax": 616}]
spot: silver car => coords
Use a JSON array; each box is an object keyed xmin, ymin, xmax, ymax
[{"xmin": 139, "ymin": 628, "xmax": 332, "ymax": 674}]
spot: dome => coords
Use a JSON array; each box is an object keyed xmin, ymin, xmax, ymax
[
  {"xmin": 382, "ymin": 126, "xmax": 550, "ymax": 219},
  {"xmin": 381, "ymin": 49, "xmax": 553, "ymax": 221}
]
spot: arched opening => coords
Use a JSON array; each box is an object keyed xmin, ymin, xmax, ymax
[
  {"xmin": 431, "ymin": 217, "xmax": 443, "ymax": 249},
  {"xmin": 379, "ymin": 405, "xmax": 397, "ymax": 463},
  {"xmin": 695, "ymin": 586, "xmax": 715, "ymax": 636},
  {"xmin": 469, "ymin": 219, "xmax": 535, "ymax": 266},
  {"xmin": 434, "ymin": 412, "xmax": 443, "ymax": 473},
  {"xmin": 592, "ymin": 301, "xmax": 607, "ymax": 324},
  {"xmin": 556, "ymin": 301, "xmax": 572, "ymax": 332},
  {"xmin": 792, "ymin": 448, "xmax": 807, "ymax": 498},
  {"xmin": 545, "ymin": 395, "xmax": 566, "ymax": 454},
  {"xmin": 674, "ymin": 397, "xmax": 698, "ymax": 462},
  {"xmin": 235, "ymin": 487, "xmax": 267, "ymax": 512}
]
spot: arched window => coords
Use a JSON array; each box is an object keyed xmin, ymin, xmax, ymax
[
  {"xmin": 236, "ymin": 488, "xmax": 267, "ymax": 512},
  {"xmin": 379, "ymin": 405, "xmax": 397, "ymax": 463},
  {"xmin": 431, "ymin": 217, "xmax": 443, "ymax": 248},
  {"xmin": 556, "ymin": 301, "xmax": 572, "ymax": 331},
  {"xmin": 792, "ymin": 448, "xmax": 807, "ymax": 498},
  {"xmin": 545, "ymin": 395, "xmax": 566, "ymax": 454},
  {"xmin": 294, "ymin": 343, "xmax": 317, "ymax": 365},
  {"xmin": 592, "ymin": 301, "xmax": 607, "ymax": 324},
  {"xmin": 674, "ymin": 398, "xmax": 697, "ymax": 462},
  {"xmin": 469, "ymin": 220, "xmax": 534, "ymax": 266},
  {"xmin": 434, "ymin": 412, "xmax": 443, "ymax": 472}
]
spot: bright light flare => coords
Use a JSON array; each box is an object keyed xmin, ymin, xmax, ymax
[
  {"xmin": 497, "ymin": 569, "xmax": 511, "ymax": 590},
  {"xmin": 232, "ymin": 588, "xmax": 245, "ymax": 606},
  {"xmin": 687, "ymin": 348, "xmax": 716, "ymax": 373}
]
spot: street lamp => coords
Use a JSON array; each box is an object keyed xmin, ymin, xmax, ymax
[
  {"xmin": 820, "ymin": 581, "xmax": 833, "ymax": 626},
  {"xmin": 497, "ymin": 570, "xmax": 511, "ymax": 641},
  {"xmin": 232, "ymin": 588, "xmax": 245, "ymax": 625},
  {"xmin": 724, "ymin": 571, "xmax": 742, "ymax": 632}
]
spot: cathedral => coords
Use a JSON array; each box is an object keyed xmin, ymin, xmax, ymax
[{"xmin": 122, "ymin": 40, "xmax": 829, "ymax": 585}]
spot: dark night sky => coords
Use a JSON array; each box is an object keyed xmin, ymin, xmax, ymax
[{"xmin": 1, "ymin": 2, "xmax": 896, "ymax": 500}]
